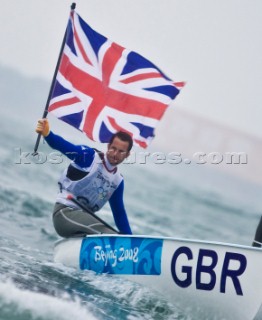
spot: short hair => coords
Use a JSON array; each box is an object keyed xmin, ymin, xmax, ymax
[{"xmin": 109, "ymin": 131, "xmax": 133, "ymax": 152}]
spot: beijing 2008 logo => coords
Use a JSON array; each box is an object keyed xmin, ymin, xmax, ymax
[{"xmin": 80, "ymin": 237, "xmax": 163, "ymax": 275}]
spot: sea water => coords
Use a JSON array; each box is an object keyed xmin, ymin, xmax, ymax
[{"xmin": 0, "ymin": 108, "xmax": 262, "ymax": 320}]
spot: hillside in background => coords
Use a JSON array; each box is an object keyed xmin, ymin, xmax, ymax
[
  {"xmin": 154, "ymin": 107, "xmax": 262, "ymax": 186},
  {"xmin": 1, "ymin": 65, "xmax": 261, "ymax": 186}
]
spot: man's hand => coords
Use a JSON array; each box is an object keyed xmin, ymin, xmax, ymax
[{"xmin": 35, "ymin": 119, "xmax": 50, "ymax": 137}]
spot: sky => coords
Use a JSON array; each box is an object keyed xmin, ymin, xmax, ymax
[{"xmin": 1, "ymin": 0, "xmax": 262, "ymax": 139}]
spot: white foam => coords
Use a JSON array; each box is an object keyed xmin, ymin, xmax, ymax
[{"xmin": 0, "ymin": 280, "xmax": 98, "ymax": 320}]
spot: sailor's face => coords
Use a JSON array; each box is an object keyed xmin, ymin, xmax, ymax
[{"xmin": 107, "ymin": 137, "xmax": 130, "ymax": 166}]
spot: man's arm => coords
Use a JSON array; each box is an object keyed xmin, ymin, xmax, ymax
[
  {"xmin": 109, "ymin": 181, "xmax": 132, "ymax": 235},
  {"xmin": 45, "ymin": 131, "xmax": 95, "ymax": 167},
  {"xmin": 35, "ymin": 119, "xmax": 95, "ymax": 167}
]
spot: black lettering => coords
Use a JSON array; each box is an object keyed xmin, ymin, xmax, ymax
[{"xmin": 220, "ymin": 252, "xmax": 247, "ymax": 295}]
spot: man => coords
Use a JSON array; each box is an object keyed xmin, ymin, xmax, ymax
[{"xmin": 36, "ymin": 119, "xmax": 132, "ymax": 237}]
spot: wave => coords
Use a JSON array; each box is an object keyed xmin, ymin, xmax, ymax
[{"xmin": 0, "ymin": 279, "xmax": 98, "ymax": 320}]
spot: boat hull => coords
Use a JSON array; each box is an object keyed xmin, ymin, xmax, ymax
[{"xmin": 54, "ymin": 235, "xmax": 262, "ymax": 319}]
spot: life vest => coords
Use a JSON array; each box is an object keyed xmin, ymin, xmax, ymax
[{"xmin": 56, "ymin": 151, "xmax": 123, "ymax": 212}]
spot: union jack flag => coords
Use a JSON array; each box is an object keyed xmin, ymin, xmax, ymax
[{"xmin": 48, "ymin": 10, "xmax": 184, "ymax": 148}]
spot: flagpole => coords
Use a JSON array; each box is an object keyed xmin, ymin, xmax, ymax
[{"xmin": 32, "ymin": 3, "xmax": 76, "ymax": 155}]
